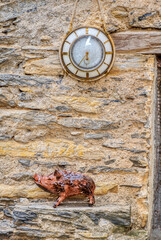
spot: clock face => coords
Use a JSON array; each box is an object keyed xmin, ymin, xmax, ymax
[
  {"xmin": 60, "ymin": 27, "xmax": 115, "ymax": 81},
  {"xmin": 71, "ymin": 35, "xmax": 104, "ymax": 70}
]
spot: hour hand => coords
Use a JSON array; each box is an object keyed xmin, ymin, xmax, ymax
[{"xmin": 84, "ymin": 52, "xmax": 90, "ymax": 65}]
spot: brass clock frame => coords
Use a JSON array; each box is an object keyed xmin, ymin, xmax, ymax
[{"xmin": 59, "ymin": 26, "xmax": 115, "ymax": 81}]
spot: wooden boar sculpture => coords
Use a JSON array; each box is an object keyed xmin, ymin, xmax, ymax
[{"xmin": 33, "ymin": 170, "xmax": 95, "ymax": 208}]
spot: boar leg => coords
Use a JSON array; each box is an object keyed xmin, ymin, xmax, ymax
[
  {"xmin": 88, "ymin": 194, "xmax": 95, "ymax": 206},
  {"xmin": 53, "ymin": 192, "xmax": 66, "ymax": 208}
]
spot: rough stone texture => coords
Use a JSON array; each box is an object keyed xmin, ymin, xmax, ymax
[
  {"xmin": 112, "ymin": 31, "xmax": 161, "ymax": 54},
  {"xmin": 0, "ymin": 201, "xmax": 131, "ymax": 239},
  {"xmin": 0, "ymin": 0, "xmax": 158, "ymax": 238}
]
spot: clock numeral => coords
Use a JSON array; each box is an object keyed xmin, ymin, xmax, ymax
[
  {"xmin": 74, "ymin": 31, "xmax": 78, "ymax": 37},
  {"xmin": 104, "ymin": 40, "xmax": 109, "ymax": 44},
  {"xmin": 86, "ymin": 27, "xmax": 88, "ymax": 34},
  {"xmin": 62, "ymin": 52, "xmax": 68, "ymax": 55},
  {"xmin": 86, "ymin": 72, "xmax": 89, "ymax": 78},
  {"xmin": 97, "ymin": 69, "xmax": 100, "ymax": 75},
  {"xmin": 65, "ymin": 40, "xmax": 71, "ymax": 45},
  {"xmin": 105, "ymin": 52, "xmax": 112, "ymax": 54},
  {"xmin": 96, "ymin": 30, "xmax": 100, "ymax": 37},
  {"xmin": 104, "ymin": 62, "xmax": 109, "ymax": 66},
  {"xmin": 75, "ymin": 70, "xmax": 78, "ymax": 75},
  {"xmin": 66, "ymin": 63, "xmax": 71, "ymax": 66}
]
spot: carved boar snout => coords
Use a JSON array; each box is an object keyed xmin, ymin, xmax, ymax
[{"xmin": 33, "ymin": 173, "xmax": 41, "ymax": 183}]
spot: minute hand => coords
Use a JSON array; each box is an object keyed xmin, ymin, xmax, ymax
[{"xmin": 78, "ymin": 55, "xmax": 86, "ymax": 66}]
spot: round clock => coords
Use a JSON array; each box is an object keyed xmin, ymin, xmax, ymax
[{"xmin": 60, "ymin": 27, "xmax": 115, "ymax": 81}]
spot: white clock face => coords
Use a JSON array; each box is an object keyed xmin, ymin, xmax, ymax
[
  {"xmin": 71, "ymin": 36, "xmax": 104, "ymax": 70},
  {"xmin": 60, "ymin": 27, "xmax": 115, "ymax": 81}
]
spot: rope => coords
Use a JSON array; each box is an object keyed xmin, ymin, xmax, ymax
[
  {"xmin": 68, "ymin": 0, "xmax": 79, "ymax": 33},
  {"xmin": 97, "ymin": 0, "xmax": 108, "ymax": 33},
  {"xmin": 68, "ymin": 0, "xmax": 108, "ymax": 33}
]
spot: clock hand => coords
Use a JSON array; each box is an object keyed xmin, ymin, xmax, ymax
[
  {"xmin": 78, "ymin": 52, "xmax": 89, "ymax": 66},
  {"xmin": 78, "ymin": 54, "xmax": 86, "ymax": 66},
  {"xmin": 85, "ymin": 51, "xmax": 89, "ymax": 61},
  {"xmin": 84, "ymin": 51, "xmax": 90, "ymax": 65}
]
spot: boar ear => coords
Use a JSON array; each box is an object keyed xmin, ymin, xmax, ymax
[
  {"xmin": 54, "ymin": 169, "xmax": 59, "ymax": 176},
  {"xmin": 54, "ymin": 169, "xmax": 62, "ymax": 180}
]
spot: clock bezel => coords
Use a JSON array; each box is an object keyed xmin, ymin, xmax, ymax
[{"xmin": 59, "ymin": 26, "xmax": 115, "ymax": 81}]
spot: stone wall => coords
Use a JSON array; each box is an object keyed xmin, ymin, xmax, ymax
[{"xmin": 0, "ymin": 0, "xmax": 161, "ymax": 239}]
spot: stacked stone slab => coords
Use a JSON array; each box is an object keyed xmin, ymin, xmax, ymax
[{"xmin": 0, "ymin": 202, "xmax": 131, "ymax": 239}]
